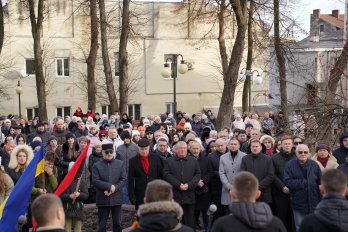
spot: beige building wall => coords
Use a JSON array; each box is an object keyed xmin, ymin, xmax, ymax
[{"xmin": 0, "ymin": 1, "xmax": 269, "ymax": 119}]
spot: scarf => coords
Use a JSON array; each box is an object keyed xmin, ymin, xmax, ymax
[
  {"xmin": 317, "ymin": 155, "xmax": 330, "ymax": 168},
  {"xmin": 140, "ymin": 155, "xmax": 149, "ymax": 174}
]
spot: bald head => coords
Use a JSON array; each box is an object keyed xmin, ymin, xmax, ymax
[{"xmin": 215, "ymin": 138, "xmax": 227, "ymax": 154}]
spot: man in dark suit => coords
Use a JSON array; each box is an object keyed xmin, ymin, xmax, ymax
[
  {"xmin": 163, "ymin": 141, "xmax": 201, "ymax": 230},
  {"xmin": 128, "ymin": 138, "xmax": 163, "ymax": 209},
  {"xmin": 241, "ymin": 139, "xmax": 274, "ymax": 205}
]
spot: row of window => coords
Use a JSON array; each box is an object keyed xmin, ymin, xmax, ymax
[
  {"xmin": 26, "ymin": 104, "xmax": 142, "ymax": 120},
  {"xmin": 25, "ymin": 53, "xmax": 121, "ymax": 77}
]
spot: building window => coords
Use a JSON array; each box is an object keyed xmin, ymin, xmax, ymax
[
  {"xmin": 127, "ymin": 104, "xmax": 141, "ymax": 120},
  {"xmin": 27, "ymin": 107, "xmax": 39, "ymax": 120},
  {"xmin": 166, "ymin": 102, "xmax": 174, "ymax": 114},
  {"xmin": 101, "ymin": 105, "xmax": 111, "ymax": 116},
  {"xmin": 57, "ymin": 106, "xmax": 71, "ymax": 118},
  {"xmin": 319, "ymin": 24, "xmax": 324, "ymax": 32},
  {"xmin": 114, "ymin": 52, "xmax": 119, "ymax": 76},
  {"xmin": 56, "ymin": 58, "xmax": 70, "ymax": 77},
  {"xmin": 25, "ymin": 59, "xmax": 36, "ymax": 76}
]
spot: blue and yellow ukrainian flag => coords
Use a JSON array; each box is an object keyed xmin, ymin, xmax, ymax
[{"xmin": 0, "ymin": 145, "xmax": 45, "ymax": 232}]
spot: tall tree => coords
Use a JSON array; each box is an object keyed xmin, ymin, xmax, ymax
[
  {"xmin": 216, "ymin": 0, "xmax": 249, "ymax": 130},
  {"xmin": 86, "ymin": 0, "xmax": 98, "ymax": 111},
  {"xmin": 273, "ymin": 0, "xmax": 288, "ymax": 124},
  {"xmin": 0, "ymin": 2, "xmax": 4, "ymax": 55},
  {"xmin": 99, "ymin": 0, "xmax": 119, "ymax": 113},
  {"xmin": 28, "ymin": 0, "xmax": 48, "ymax": 121},
  {"xmin": 242, "ymin": 0, "xmax": 255, "ymax": 113},
  {"xmin": 118, "ymin": 0, "xmax": 130, "ymax": 114}
]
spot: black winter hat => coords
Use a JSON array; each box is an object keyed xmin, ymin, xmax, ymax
[
  {"xmin": 66, "ymin": 133, "xmax": 76, "ymax": 141},
  {"xmin": 138, "ymin": 138, "xmax": 150, "ymax": 148},
  {"xmin": 120, "ymin": 131, "xmax": 131, "ymax": 140}
]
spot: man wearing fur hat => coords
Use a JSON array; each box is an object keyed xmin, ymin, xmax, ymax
[
  {"xmin": 130, "ymin": 179, "xmax": 193, "ymax": 232},
  {"xmin": 92, "ymin": 141, "xmax": 127, "ymax": 232},
  {"xmin": 128, "ymin": 138, "xmax": 163, "ymax": 209}
]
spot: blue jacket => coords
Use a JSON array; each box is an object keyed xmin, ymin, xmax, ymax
[
  {"xmin": 92, "ymin": 158, "xmax": 127, "ymax": 207},
  {"xmin": 284, "ymin": 159, "xmax": 321, "ymax": 214}
]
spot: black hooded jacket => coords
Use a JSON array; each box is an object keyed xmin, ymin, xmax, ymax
[
  {"xmin": 333, "ymin": 132, "xmax": 348, "ymax": 164},
  {"xmin": 130, "ymin": 201, "xmax": 193, "ymax": 232},
  {"xmin": 211, "ymin": 202, "xmax": 286, "ymax": 232},
  {"xmin": 299, "ymin": 195, "xmax": 348, "ymax": 232}
]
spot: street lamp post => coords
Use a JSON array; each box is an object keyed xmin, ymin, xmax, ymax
[
  {"xmin": 239, "ymin": 69, "xmax": 263, "ymax": 112},
  {"xmin": 15, "ymin": 80, "xmax": 23, "ymax": 118},
  {"xmin": 161, "ymin": 54, "xmax": 188, "ymax": 115}
]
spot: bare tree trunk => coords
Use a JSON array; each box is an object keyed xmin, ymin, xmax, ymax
[
  {"xmin": 0, "ymin": 3, "xmax": 4, "ymax": 55},
  {"xmin": 274, "ymin": 0, "xmax": 288, "ymax": 124},
  {"xmin": 86, "ymin": 0, "xmax": 98, "ymax": 111},
  {"xmin": 216, "ymin": 1, "xmax": 248, "ymax": 130},
  {"xmin": 99, "ymin": 0, "xmax": 119, "ymax": 113},
  {"xmin": 242, "ymin": 0, "xmax": 255, "ymax": 113},
  {"xmin": 118, "ymin": 0, "xmax": 130, "ymax": 114},
  {"xmin": 327, "ymin": 38, "xmax": 348, "ymax": 103},
  {"xmin": 217, "ymin": 0, "xmax": 228, "ymax": 76},
  {"xmin": 28, "ymin": 0, "xmax": 48, "ymax": 121}
]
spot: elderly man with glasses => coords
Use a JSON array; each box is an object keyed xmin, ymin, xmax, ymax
[
  {"xmin": 284, "ymin": 144, "xmax": 321, "ymax": 232},
  {"xmin": 92, "ymin": 140, "xmax": 127, "ymax": 232}
]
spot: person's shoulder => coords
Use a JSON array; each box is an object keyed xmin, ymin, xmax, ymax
[
  {"xmin": 299, "ymin": 213, "xmax": 318, "ymax": 232},
  {"xmin": 212, "ymin": 214, "xmax": 239, "ymax": 229},
  {"xmin": 270, "ymin": 216, "xmax": 287, "ymax": 231}
]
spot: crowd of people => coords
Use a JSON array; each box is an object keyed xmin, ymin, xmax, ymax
[{"xmin": 0, "ymin": 107, "xmax": 348, "ymax": 232}]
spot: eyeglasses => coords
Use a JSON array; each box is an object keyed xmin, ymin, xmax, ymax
[
  {"xmin": 294, "ymin": 141, "xmax": 303, "ymax": 145},
  {"xmin": 104, "ymin": 150, "xmax": 113, "ymax": 154},
  {"xmin": 297, "ymin": 151, "xmax": 309, "ymax": 154}
]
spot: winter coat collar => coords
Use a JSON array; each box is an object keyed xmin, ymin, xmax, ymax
[
  {"xmin": 229, "ymin": 201, "xmax": 273, "ymax": 229},
  {"xmin": 136, "ymin": 201, "xmax": 183, "ymax": 232}
]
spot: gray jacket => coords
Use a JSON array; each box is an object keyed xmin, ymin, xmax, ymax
[
  {"xmin": 219, "ymin": 150, "xmax": 246, "ymax": 205},
  {"xmin": 116, "ymin": 142, "xmax": 138, "ymax": 173}
]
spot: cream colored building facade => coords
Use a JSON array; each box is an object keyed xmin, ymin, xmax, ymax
[{"xmin": 0, "ymin": 0, "xmax": 269, "ymax": 120}]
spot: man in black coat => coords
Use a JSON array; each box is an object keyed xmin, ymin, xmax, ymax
[
  {"xmin": 152, "ymin": 137, "xmax": 172, "ymax": 165},
  {"xmin": 333, "ymin": 131, "xmax": 348, "ymax": 164},
  {"xmin": 190, "ymin": 140, "xmax": 213, "ymax": 230},
  {"xmin": 211, "ymin": 171, "xmax": 286, "ymax": 232},
  {"xmin": 299, "ymin": 169, "xmax": 348, "ymax": 232},
  {"xmin": 163, "ymin": 141, "xmax": 201, "ymax": 230},
  {"xmin": 208, "ymin": 138, "xmax": 227, "ymax": 220},
  {"xmin": 241, "ymin": 139, "xmax": 274, "ymax": 205},
  {"xmin": 128, "ymin": 138, "xmax": 163, "ymax": 209},
  {"xmin": 271, "ymin": 136, "xmax": 295, "ymax": 232},
  {"xmin": 92, "ymin": 141, "xmax": 127, "ymax": 232}
]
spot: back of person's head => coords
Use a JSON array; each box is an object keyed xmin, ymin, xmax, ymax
[
  {"xmin": 145, "ymin": 179, "xmax": 173, "ymax": 203},
  {"xmin": 31, "ymin": 194, "xmax": 65, "ymax": 227},
  {"xmin": 321, "ymin": 169, "xmax": 347, "ymax": 196},
  {"xmin": 232, "ymin": 171, "xmax": 260, "ymax": 202}
]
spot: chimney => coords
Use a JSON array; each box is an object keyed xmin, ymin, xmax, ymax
[
  {"xmin": 313, "ymin": 9, "xmax": 320, "ymax": 18},
  {"xmin": 332, "ymin": 10, "xmax": 339, "ymax": 18}
]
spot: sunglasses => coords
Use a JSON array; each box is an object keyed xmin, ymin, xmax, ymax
[
  {"xmin": 294, "ymin": 141, "xmax": 303, "ymax": 145},
  {"xmin": 297, "ymin": 151, "xmax": 309, "ymax": 154},
  {"xmin": 104, "ymin": 150, "xmax": 113, "ymax": 154}
]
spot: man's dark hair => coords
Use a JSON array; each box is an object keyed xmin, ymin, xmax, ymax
[
  {"xmin": 322, "ymin": 169, "xmax": 347, "ymax": 195},
  {"xmin": 45, "ymin": 151, "xmax": 56, "ymax": 163},
  {"xmin": 31, "ymin": 194, "xmax": 63, "ymax": 226},
  {"xmin": 145, "ymin": 179, "xmax": 173, "ymax": 202},
  {"xmin": 157, "ymin": 138, "xmax": 168, "ymax": 144},
  {"xmin": 233, "ymin": 171, "xmax": 259, "ymax": 201},
  {"xmin": 238, "ymin": 130, "xmax": 246, "ymax": 135},
  {"xmin": 281, "ymin": 135, "xmax": 293, "ymax": 143}
]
